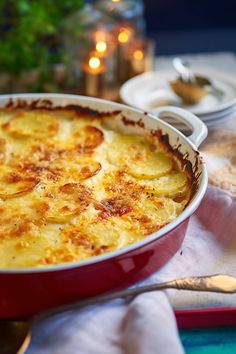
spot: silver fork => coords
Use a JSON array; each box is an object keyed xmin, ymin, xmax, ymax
[{"xmin": 1, "ymin": 274, "xmax": 236, "ymax": 354}]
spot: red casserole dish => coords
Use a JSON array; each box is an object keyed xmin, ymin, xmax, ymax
[{"xmin": 0, "ymin": 94, "xmax": 208, "ymax": 319}]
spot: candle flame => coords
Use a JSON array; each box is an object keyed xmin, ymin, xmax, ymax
[
  {"xmin": 118, "ymin": 31, "xmax": 129, "ymax": 43},
  {"xmin": 117, "ymin": 27, "xmax": 134, "ymax": 43},
  {"xmin": 89, "ymin": 56, "xmax": 101, "ymax": 69},
  {"xmin": 96, "ymin": 40, "xmax": 107, "ymax": 54},
  {"xmin": 134, "ymin": 50, "xmax": 144, "ymax": 60}
]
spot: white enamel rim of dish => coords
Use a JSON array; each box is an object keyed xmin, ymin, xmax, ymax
[
  {"xmin": 120, "ymin": 68, "xmax": 236, "ymax": 116},
  {"xmin": 0, "ymin": 93, "xmax": 208, "ymax": 273}
]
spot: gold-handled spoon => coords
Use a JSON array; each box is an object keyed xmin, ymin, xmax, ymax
[
  {"xmin": 1, "ymin": 274, "xmax": 236, "ymax": 354},
  {"xmin": 172, "ymin": 57, "xmax": 224, "ymax": 99}
]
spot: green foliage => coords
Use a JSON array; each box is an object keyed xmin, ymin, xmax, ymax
[{"xmin": 0, "ymin": 0, "xmax": 84, "ymax": 76}]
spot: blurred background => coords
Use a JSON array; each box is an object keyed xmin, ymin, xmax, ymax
[
  {"xmin": 0, "ymin": 0, "xmax": 235, "ymax": 95},
  {"xmin": 145, "ymin": 0, "xmax": 236, "ymax": 55}
]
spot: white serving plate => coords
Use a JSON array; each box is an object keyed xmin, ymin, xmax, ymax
[{"xmin": 120, "ymin": 68, "xmax": 236, "ymax": 116}]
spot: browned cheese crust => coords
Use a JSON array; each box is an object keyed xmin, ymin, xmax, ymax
[{"xmin": 0, "ymin": 103, "xmax": 193, "ymax": 268}]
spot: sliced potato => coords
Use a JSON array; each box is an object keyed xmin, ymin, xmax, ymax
[
  {"xmin": 108, "ymin": 135, "xmax": 172, "ymax": 178},
  {"xmin": 0, "ymin": 165, "xmax": 39, "ymax": 198},
  {"xmin": 73, "ymin": 125, "xmax": 104, "ymax": 150},
  {"xmin": 143, "ymin": 171, "xmax": 188, "ymax": 196},
  {"xmin": 53, "ymin": 125, "xmax": 104, "ymax": 153},
  {"xmin": 0, "ymin": 205, "xmax": 39, "ymax": 241},
  {"xmin": 2, "ymin": 111, "xmax": 59, "ymax": 138},
  {"xmin": 40, "ymin": 183, "xmax": 92, "ymax": 223},
  {"xmin": 102, "ymin": 170, "xmax": 146, "ymax": 198},
  {"xmin": 138, "ymin": 195, "xmax": 184, "ymax": 225},
  {"xmin": 50, "ymin": 158, "xmax": 102, "ymax": 181},
  {"xmin": 13, "ymin": 148, "xmax": 102, "ymax": 183},
  {"xmin": 61, "ymin": 218, "xmax": 132, "ymax": 254},
  {"xmin": 107, "ymin": 135, "xmax": 147, "ymax": 165},
  {"xmin": 129, "ymin": 152, "xmax": 172, "ymax": 179}
]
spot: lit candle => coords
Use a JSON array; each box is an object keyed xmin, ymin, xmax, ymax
[
  {"xmin": 117, "ymin": 26, "xmax": 134, "ymax": 45},
  {"xmin": 92, "ymin": 30, "xmax": 115, "ymax": 58},
  {"xmin": 115, "ymin": 26, "xmax": 135, "ymax": 83},
  {"xmin": 132, "ymin": 49, "xmax": 144, "ymax": 73},
  {"xmin": 96, "ymin": 40, "xmax": 107, "ymax": 55},
  {"xmin": 126, "ymin": 38, "xmax": 155, "ymax": 78},
  {"xmin": 82, "ymin": 55, "xmax": 105, "ymax": 97}
]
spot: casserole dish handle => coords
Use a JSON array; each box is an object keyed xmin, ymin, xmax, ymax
[{"xmin": 153, "ymin": 106, "xmax": 208, "ymax": 148}]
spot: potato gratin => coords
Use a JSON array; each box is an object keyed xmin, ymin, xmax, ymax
[{"xmin": 0, "ymin": 104, "xmax": 192, "ymax": 268}]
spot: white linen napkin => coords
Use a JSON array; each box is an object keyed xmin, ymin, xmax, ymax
[{"xmin": 27, "ymin": 292, "xmax": 184, "ymax": 354}]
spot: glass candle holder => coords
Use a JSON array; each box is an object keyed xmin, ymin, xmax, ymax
[
  {"xmin": 91, "ymin": 28, "xmax": 116, "ymax": 58},
  {"xmin": 63, "ymin": 4, "xmax": 113, "ymax": 87},
  {"xmin": 94, "ymin": 0, "xmax": 146, "ymax": 84},
  {"xmin": 94, "ymin": 0, "xmax": 146, "ymax": 36}
]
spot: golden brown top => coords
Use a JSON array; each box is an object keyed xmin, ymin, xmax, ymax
[{"xmin": 0, "ymin": 106, "xmax": 191, "ymax": 268}]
